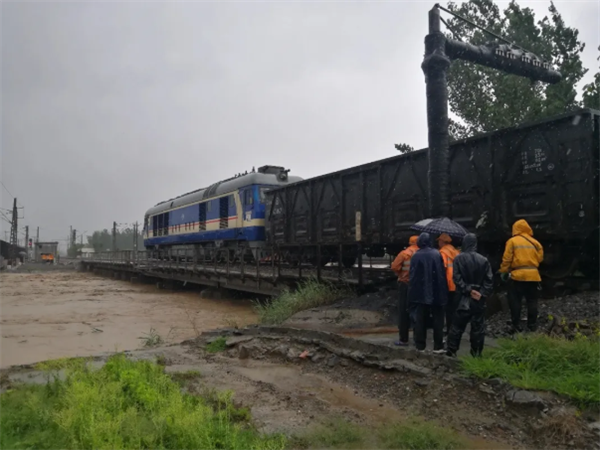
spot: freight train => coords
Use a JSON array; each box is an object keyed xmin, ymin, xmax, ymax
[
  {"xmin": 143, "ymin": 108, "xmax": 599, "ymax": 279},
  {"xmin": 264, "ymin": 108, "xmax": 599, "ymax": 278}
]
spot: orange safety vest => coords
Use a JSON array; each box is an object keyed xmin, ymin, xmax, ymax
[
  {"xmin": 391, "ymin": 245, "xmax": 418, "ymax": 284},
  {"xmin": 440, "ymin": 244, "xmax": 459, "ymax": 292}
]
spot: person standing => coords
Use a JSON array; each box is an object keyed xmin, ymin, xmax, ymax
[
  {"xmin": 391, "ymin": 235, "xmax": 419, "ymax": 346},
  {"xmin": 446, "ymin": 233, "xmax": 494, "ymax": 357},
  {"xmin": 408, "ymin": 233, "xmax": 448, "ymax": 353},
  {"xmin": 437, "ymin": 233, "xmax": 460, "ymax": 338},
  {"xmin": 499, "ymin": 219, "xmax": 544, "ymax": 332}
]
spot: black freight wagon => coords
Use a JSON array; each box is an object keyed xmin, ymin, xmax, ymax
[{"xmin": 265, "ymin": 109, "xmax": 599, "ymax": 277}]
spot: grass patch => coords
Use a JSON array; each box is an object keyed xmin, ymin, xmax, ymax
[
  {"xmin": 304, "ymin": 419, "xmax": 366, "ymax": 449},
  {"xmin": 206, "ymin": 337, "xmax": 227, "ymax": 353},
  {"xmin": 254, "ymin": 279, "xmax": 350, "ymax": 325},
  {"xmin": 138, "ymin": 328, "xmax": 164, "ymax": 348},
  {"xmin": 0, "ymin": 354, "xmax": 285, "ymax": 450},
  {"xmin": 296, "ymin": 417, "xmax": 465, "ymax": 450},
  {"xmin": 461, "ymin": 334, "xmax": 600, "ymax": 406},
  {"xmin": 377, "ymin": 418, "xmax": 466, "ymax": 450}
]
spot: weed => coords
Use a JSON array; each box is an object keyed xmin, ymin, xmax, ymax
[
  {"xmin": 461, "ymin": 334, "xmax": 600, "ymax": 406},
  {"xmin": 254, "ymin": 279, "xmax": 351, "ymax": 325},
  {"xmin": 155, "ymin": 355, "xmax": 167, "ymax": 366},
  {"xmin": 305, "ymin": 419, "xmax": 366, "ymax": 448},
  {"xmin": 184, "ymin": 309, "xmax": 201, "ymax": 337},
  {"xmin": 170, "ymin": 370, "xmax": 202, "ymax": 385},
  {"xmin": 138, "ymin": 328, "xmax": 163, "ymax": 348},
  {"xmin": 378, "ymin": 418, "xmax": 465, "ymax": 450},
  {"xmin": 34, "ymin": 356, "xmax": 89, "ymax": 372},
  {"xmin": 224, "ymin": 318, "xmax": 240, "ymax": 329},
  {"xmin": 206, "ymin": 336, "xmax": 227, "ymax": 353},
  {"xmin": 0, "ymin": 354, "xmax": 285, "ymax": 450}
]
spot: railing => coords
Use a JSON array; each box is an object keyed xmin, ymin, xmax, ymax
[{"xmin": 81, "ymin": 245, "xmax": 395, "ymax": 289}]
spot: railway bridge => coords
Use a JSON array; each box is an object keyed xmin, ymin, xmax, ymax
[{"xmin": 81, "ymin": 248, "xmax": 395, "ymax": 296}]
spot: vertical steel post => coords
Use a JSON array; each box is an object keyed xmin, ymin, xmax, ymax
[{"xmin": 422, "ymin": 5, "xmax": 451, "ymax": 218}]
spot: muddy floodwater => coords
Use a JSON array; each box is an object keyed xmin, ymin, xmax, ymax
[{"xmin": 0, "ymin": 272, "xmax": 257, "ymax": 367}]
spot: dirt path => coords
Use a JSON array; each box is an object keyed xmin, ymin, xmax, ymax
[{"xmin": 0, "ymin": 272, "xmax": 257, "ymax": 367}]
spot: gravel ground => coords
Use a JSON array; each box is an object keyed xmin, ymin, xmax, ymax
[{"xmin": 486, "ymin": 290, "xmax": 600, "ymax": 338}]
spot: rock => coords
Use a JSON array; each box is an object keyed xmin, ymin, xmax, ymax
[
  {"xmin": 286, "ymin": 348, "xmax": 297, "ymax": 361},
  {"xmin": 349, "ymin": 350, "xmax": 365, "ymax": 361},
  {"xmin": 238, "ymin": 345, "xmax": 250, "ymax": 360},
  {"xmin": 225, "ymin": 336, "xmax": 253, "ymax": 347},
  {"xmin": 311, "ymin": 353, "xmax": 324, "ymax": 363},
  {"xmin": 340, "ymin": 359, "xmax": 349, "ymax": 367},
  {"xmin": 414, "ymin": 379, "xmax": 431, "ymax": 387},
  {"xmin": 327, "ymin": 355, "xmax": 339, "ymax": 367},
  {"xmin": 587, "ymin": 422, "xmax": 600, "ymax": 433},
  {"xmin": 505, "ymin": 390, "xmax": 547, "ymax": 410},
  {"xmin": 486, "ymin": 378, "xmax": 505, "ymax": 387},
  {"xmin": 479, "ymin": 384, "xmax": 495, "ymax": 395},
  {"xmin": 271, "ymin": 345, "xmax": 289, "ymax": 357}
]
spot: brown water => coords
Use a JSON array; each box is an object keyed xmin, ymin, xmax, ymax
[{"xmin": 0, "ymin": 272, "xmax": 257, "ymax": 367}]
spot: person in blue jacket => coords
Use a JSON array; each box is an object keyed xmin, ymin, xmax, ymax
[{"xmin": 408, "ymin": 232, "xmax": 448, "ymax": 353}]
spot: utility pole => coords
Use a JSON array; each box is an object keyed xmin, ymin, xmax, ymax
[
  {"xmin": 9, "ymin": 198, "xmax": 18, "ymax": 264},
  {"xmin": 69, "ymin": 225, "xmax": 72, "ymax": 255},
  {"xmin": 25, "ymin": 225, "xmax": 29, "ymax": 261},
  {"xmin": 35, "ymin": 226, "xmax": 40, "ymax": 261},
  {"xmin": 71, "ymin": 228, "xmax": 76, "ymax": 257},
  {"xmin": 422, "ymin": 5, "xmax": 561, "ymax": 217},
  {"xmin": 112, "ymin": 221, "xmax": 117, "ymax": 252}
]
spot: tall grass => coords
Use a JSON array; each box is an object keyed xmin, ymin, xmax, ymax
[
  {"xmin": 254, "ymin": 279, "xmax": 350, "ymax": 325},
  {"xmin": 0, "ymin": 354, "xmax": 285, "ymax": 450},
  {"xmin": 461, "ymin": 334, "xmax": 600, "ymax": 406}
]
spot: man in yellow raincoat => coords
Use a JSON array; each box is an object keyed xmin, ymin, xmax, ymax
[{"xmin": 499, "ymin": 219, "xmax": 544, "ymax": 332}]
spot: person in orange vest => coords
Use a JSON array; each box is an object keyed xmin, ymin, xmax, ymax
[
  {"xmin": 391, "ymin": 235, "xmax": 419, "ymax": 346},
  {"xmin": 437, "ymin": 233, "xmax": 460, "ymax": 339},
  {"xmin": 499, "ymin": 219, "xmax": 544, "ymax": 332}
]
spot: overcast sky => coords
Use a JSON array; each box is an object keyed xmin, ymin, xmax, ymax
[{"xmin": 1, "ymin": 1, "xmax": 598, "ymax": 247}]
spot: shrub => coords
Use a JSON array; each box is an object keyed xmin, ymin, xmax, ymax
[{"xmin": 254, "ymin": 279, "xmax": 349, "ymax": 325}]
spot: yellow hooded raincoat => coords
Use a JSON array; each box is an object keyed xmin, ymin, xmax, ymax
[{"xmin": 499, "ymin": 219, "xmax": 544, "ymax": 282}]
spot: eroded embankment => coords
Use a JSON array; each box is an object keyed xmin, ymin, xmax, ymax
[{"xmin": 184, "ymin": 325, "xmax": 600, "ymax": 450}]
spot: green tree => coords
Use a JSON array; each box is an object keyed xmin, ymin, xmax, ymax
[
  {"xmin": 394, "ymin": 143, "xmax": 415, "ymax": 154},
  {"xmin": 445, "ymin": 0, "xmax": 589, "ymax": 139},
  {"xmin": 87, "ymin": 227, "xmax": 144, "ymax": 252},
  {"xmin": 582, "ymin": 47, "xmax": 599, "ymax": 109}
]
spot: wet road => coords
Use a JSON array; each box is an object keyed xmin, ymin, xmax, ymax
[{"xmin": 0, "ymin": 272, "xmax": 257, "ymax": 367}]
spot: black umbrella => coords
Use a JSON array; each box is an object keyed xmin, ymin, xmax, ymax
[{"xmin": 410, "ymin": 217, "xmax": 468, "ymax": 238}]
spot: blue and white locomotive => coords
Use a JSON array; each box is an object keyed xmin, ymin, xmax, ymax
[{"xmin": 143, "ymin": 166, "xmax": 302, "ymax": 257}]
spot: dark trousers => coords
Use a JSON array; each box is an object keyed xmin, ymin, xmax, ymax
[
  {"xmin": 445, "ymin": 291, "xmax": 458, "ymax": 335},
  {"xmin": 508, "ymin": 280, "xmax": 539, "ymax": 331},
  {"xmin": 398, "ymin": 283, "xmax": 410, "ymax": 343},
  {"xmin": 447, "ymin": 298, "xmax": 486, "ymax": 357},
  {"xmin": 413, "ymin": 303, "xmax": 444, "ymax": 351}
]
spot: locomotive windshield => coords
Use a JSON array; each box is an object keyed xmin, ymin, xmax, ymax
[{"xmin": 259, "ymin": 186, "xmax": 271, "ymax": 203}]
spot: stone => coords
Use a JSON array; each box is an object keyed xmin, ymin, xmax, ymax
[
  {"xmin": 479, "ymin": 384, "xmax": 495, "ymax": 395},
  {"xmin": 225, "ymin": 336, "xmax": 253, "ymax": 347},
  {"xmin": 238, "ymin": 345, "xmax": 250, "ymax": 360},
  {"xmin": 349, "ymin": 350, "xmax": 365, "ymax": 361},
  {"xmin": 340, "ymin": 359, "xmax": 349, "ymax": 367},
  {"xmin": 587, "ymin": 422, "xmax": 600, "ymax": 433},
  {"xmin": 286, "ymin": 348, "xmax": 298, "ymax": 360},
  {"xmin": 311, "ymin": 353, "xmax": 324, "ymax": 363},
  {"xmin": 327, "ymin": 355, "xmax": 339, "ymax": 367},
  {"xmin": 414, "ymin": 379, "xmax": 431, "ymax": 387},
  {"xmin": 505, "ymin": 390, "xmax": 547, "ymax": 410},
  {"xmin": 486, "ymin": 378, "xmax": 505, "ymax": 387},
  {"xmin": 271, "ymin": 345, "xmax": 289, "ymax": 357}
]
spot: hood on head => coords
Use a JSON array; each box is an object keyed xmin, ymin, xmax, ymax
[
  {"xmin": 417, "ymin": 232, "xmax": 432, "ymax": 249},
  {"xmin": 461, "ymin": 233, "xmax": 478, "ymax": 253},
  {"xmin": 512, "ymin": 219, "xmax": 533, "ymax": 237},
  {"xmin": 409, "ymin": 235, "xmax": 419, "ymax": 245},
  {"xmin": 437, "ymin": 233, "xmax": 452, "ymax": 245}
]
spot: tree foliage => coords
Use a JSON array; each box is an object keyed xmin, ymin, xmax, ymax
[
  {"xmin": 394, "ymin": 143, "xmax": 415, "ymax": 154},
  {"xmin": 87, "ymin": 227, "xmax": 143, "ymax": 252},
  {"xmin": 446, "ymin": 0, "xmax": 589, "ymax": 139},
  {"xmin": 582, "ymin": 47, "xmax": 599, "ymax": 109}
]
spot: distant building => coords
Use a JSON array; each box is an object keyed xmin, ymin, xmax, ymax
[{"xmin": 34, "ymin": 242, "xmax": 59, "ymax": 263}]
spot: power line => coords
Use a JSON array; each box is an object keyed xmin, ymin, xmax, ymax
[{"xmin": 0, "ymin": 180, "xmax": 14, "ymax": 198}]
